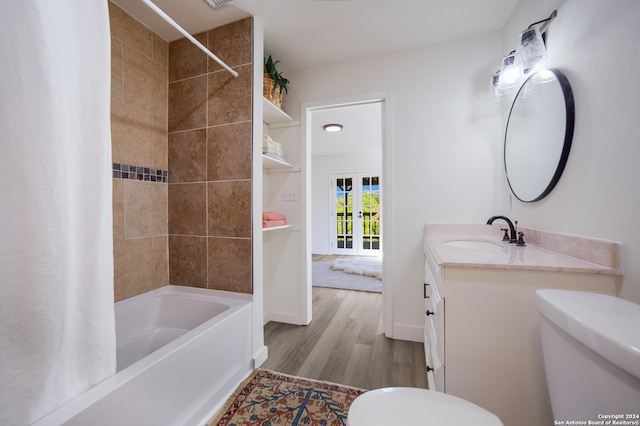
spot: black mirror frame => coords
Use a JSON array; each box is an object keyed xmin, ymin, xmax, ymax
[{"xmin": 504, "ymin": 68, "xmax": 575, "ymax": 203}]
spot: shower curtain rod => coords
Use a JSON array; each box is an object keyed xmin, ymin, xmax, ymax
[{"xmin": 140, "ymin": 0, "xmax": 239, "ymax": 77}]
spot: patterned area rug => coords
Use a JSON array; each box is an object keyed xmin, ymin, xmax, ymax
[
  {"xmin": 208, "ymin": 369, "xmax": 366, "ymax": 426},
  {"xmin": 313, "ymin": 262, "xmax": 382, "ymax": 293}
]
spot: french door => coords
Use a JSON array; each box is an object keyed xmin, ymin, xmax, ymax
[{"xmin": 331, "ymin": 172, "xmax": 381, "ymax": 256}]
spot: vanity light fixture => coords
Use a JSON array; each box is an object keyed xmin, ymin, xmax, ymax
[
  {"xmin": 492, "ymin": 9, "xmax": 558, "ymax": 91},
  {"xmin": 323, "ymin": 124, "xmax": 343, "ymax": 132},
  {"xmin": 515, "ymin": 10, "xmax": 557, "ymax": 70}
]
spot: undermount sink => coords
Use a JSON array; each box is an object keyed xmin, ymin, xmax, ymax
[{"xmin": 444, "ymin": 240, "xmax": 505, "ymax": 251}]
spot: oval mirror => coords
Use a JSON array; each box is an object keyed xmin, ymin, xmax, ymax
[{"xmin": 504, "ymin": 68, "xmax": 575, "ymax": 202}]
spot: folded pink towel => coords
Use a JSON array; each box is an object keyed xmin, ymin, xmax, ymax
[
  {"xmin": 263, "ymin": 211, "xmax": 287, "ymax": 221},
  {"xmin": 262, "ymin": 219, "xmax": 288, "ymax": 228}
]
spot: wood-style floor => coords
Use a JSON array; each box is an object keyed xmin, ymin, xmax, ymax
[
  {"xmin": 262, "ymin": 286, "xmax": 428, "ymax": 391},
  {"xmin": 311, "ymin": 254, "xmax": 355, "ymax": 262}
]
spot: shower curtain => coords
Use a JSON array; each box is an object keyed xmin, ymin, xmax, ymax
[{"xmin": 0, "ymin": 1, "xmax": 116, "ymax": 424}]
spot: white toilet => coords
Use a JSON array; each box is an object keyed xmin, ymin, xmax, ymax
[
  {"xmin": 536, "ymin": 289, "xmax": 640, "ymax": 420},
  {"xmin": 347, "ymin": 387, "xmax": 502, "ymax": 426}
]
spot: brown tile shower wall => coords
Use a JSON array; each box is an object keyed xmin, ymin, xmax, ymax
[
  {"xmin": 167, "ymin": 18, "xmax": 253, "ymax": 294},
  {"xmin": 109, "ymin": 2, "xmax": 169, "ymax": 301}
]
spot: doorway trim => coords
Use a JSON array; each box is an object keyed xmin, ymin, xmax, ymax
[{"xmin": 301, "ymin": 92, "xmax": 394, "ymax": 337}]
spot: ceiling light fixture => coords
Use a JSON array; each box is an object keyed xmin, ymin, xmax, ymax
[
  {"xmin": 323, "ymin": 124, "xmax": 343, "ymax": 132},
  {"xmin": 205, "ymin": 0, "xmax": 236, "ymax": 9}
]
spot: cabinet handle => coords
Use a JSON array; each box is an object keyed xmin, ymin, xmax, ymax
[
  {"xmin": 424, "ymin": 282, "xmax": 429, "ymax": 299},
  {"xmin": 426, "ymin": 310, "xmax": 434, "ymax": 316},
  {"xmin": 426, "ymin": 366, "xmax": 434, "ymax": 372}
]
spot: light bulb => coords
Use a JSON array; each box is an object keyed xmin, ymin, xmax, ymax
[{"xmin": 498, "ymin": 53, "xmax": 522, "ymax": 89}]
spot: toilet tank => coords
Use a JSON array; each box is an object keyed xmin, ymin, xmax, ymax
[{"xmin": 536, "ymin": 290, "xmax": 640, "ymax": 421}]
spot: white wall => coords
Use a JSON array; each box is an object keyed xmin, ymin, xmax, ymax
[
  {"xmin": 285, "ymin": 32, "xmax": 504, "ymax": 339},
  {"xmin": 282, "ymin": 0, "xmax": 640, "ymax": 338},
  {"xmin": 311, "ymin": 152, "xmax": 382, "ymax": 254},
  {"xmin": 503, "ymin": 0, "xmax": 640, "ymax": 303}
]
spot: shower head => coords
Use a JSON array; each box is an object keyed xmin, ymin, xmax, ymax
[{"xmin": 205, "ymin": 0, "xmax": 235, "ymax": 9}]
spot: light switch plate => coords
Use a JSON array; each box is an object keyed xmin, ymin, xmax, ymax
[{"xmin": 281, "ymin": 190, "xmax": 298, "ymax": 201}]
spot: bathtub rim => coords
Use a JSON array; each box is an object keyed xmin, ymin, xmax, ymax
[{"xmin": 116, "ymin": 284, "xmax": 252, "ymax": 313}]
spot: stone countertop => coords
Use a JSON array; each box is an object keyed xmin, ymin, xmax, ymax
[{"xmin": 424, "ymin": 224, "xmax": 621, "ymax": 275}]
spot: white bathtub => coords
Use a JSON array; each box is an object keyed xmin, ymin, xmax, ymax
[{"xmin": 34, "ymin": 285, "xmax": 253, "ymax": 426}]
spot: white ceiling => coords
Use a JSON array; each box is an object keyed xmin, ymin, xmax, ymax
[
  {"xmin": 112, "ymin": 0, "xmax": 519, "ymax": 73},
  {"xmin": 112, "ymin": 0, "xmax": 520, "ymax": 156},
  {"xmin": 311, "ymin": 102, "xmax": 382, "ymax": 157}
]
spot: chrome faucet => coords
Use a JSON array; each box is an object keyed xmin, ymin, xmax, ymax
[{"xmin": 486, "ymin": 215, "xmax": 517, "ymax": 243}]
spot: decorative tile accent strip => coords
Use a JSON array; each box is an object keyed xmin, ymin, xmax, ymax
[{"xmin": 112, "ymin": 162, "xmax": 168, "ymax": 183}]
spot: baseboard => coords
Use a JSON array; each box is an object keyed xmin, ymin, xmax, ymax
[
  {"xmin": 392, "ymin": 323, "xmax": 424, "ymax": 343},
  {"xmin": 264, "ymin": 311, "xmax": 307, "ymax": 326},
  {"xmin": 253, "ymin": 345, "xmax": 268, "ymax": 368}
]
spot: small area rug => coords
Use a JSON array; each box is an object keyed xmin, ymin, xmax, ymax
[
  {"xmin": 208, "ymin": 369, "xmax": 366, "ymax": 426},
  {"xmin": 330, "ymin": 257, "xmax": 382, "ymax": 280},
  {"xmin": 313, "ymin": 262, "xmax": 382, "ymax": 293}
]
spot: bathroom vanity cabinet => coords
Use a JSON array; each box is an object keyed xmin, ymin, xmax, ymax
[{"xmin": 422, "ymin": 224, "xmax": 620, "ymax": 426}]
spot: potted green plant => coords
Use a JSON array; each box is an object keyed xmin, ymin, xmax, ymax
[{"xmin": 263, "ymin": 55, "xmax": 289, "ymax": 108}]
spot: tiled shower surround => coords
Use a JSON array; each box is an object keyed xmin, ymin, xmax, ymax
[
  {"xmin": 109, "ymin": 1, "xmax": 253, "ymax": 301},
  {"xmin": 167, "ymin": 18, "xmax": 253, "ymax": 293},
  {"xmin": 110, "ymin": 2, "xmax": 169, "ymax": 302},
  {"xmin": 113, "ymin": 162, "xmax": 168, "ymax": 182}
]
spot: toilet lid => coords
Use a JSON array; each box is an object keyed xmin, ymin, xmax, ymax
[{"xmin": 347, "ymin": 387, "xmax": 503, "ymax": 426}]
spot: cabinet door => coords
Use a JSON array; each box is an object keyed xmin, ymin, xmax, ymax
[
  {"xmin": 424, "ymin": 280, "xmax": 445, "ymax": 392},
  {"xmin": 434, "ymin": 300, "xmax": 445, "ymax": 392}
]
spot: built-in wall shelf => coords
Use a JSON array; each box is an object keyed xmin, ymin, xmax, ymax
[
  {"xmin": 262, "ymin": 224, "xmax": 293, "ymax": 232},
  {"xmin": 261, "ymin": 88, "xmax": 307, "ymax": 327},
  {"xmin": 263, "ymin": 154, "xmax": 294, "ymax": 170},
  {"xmin": 263, "ymin": 97, "xmax": 293, "ymax": 125}
]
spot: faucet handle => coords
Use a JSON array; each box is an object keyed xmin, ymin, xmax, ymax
[
  {"xmin": 501, "ymin": 228, "xmax": 510, "ymax": 241},
  {"xmin": 517, "ymin": 231, "xmax": 526, "ymax": 246}
]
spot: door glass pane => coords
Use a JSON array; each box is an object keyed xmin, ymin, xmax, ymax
[
  {"xmin": 361, "ymin": 175, "xmax": 380, "ymax": 251},
  {"xmin": 345, "ymin": 235, "xmax": 353, "ymax": 249},
  {"xmin": 336, "ymin": 178, "xmax": 353, "ymax": 250}
]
